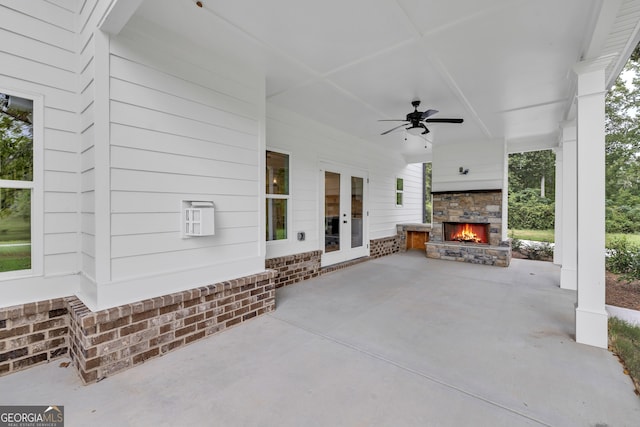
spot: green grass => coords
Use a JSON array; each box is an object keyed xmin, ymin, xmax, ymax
[
  {"xmin": 609, "ymin": 317, "xmax": 640, "ymax": 395},
  {"xmin": 607, "ymin": 233, "xmax": 640, "ymax": 246},
  {"xmin": 0, "ymin": 216, "xmax": 31, "ymax": 272},
  {"xmin": 0, "ymin": 216, "xmax": 30, "ymax": 243},
  {"xmin": 509, "ymin": 229, "xmax": 640, "ymax": 246},
  {"xmin": 0, "ymin": 243, "xmax": 31, "ymax": 272},
  {"xmin": 509, "ymin": 229, "xmax": 555, "ymax": 242}
]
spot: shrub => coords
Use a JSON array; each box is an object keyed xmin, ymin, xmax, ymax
[
  {"xmin": 606, "ymin": 237, "xmax": 640, "ymax": 280},
  {"xmin": 508, "ymin": 189, "xmax": 555, "ymax": 230},
  {"xmin": 521, "ymin": 241, "xmax": 554, "ymax": 260}
]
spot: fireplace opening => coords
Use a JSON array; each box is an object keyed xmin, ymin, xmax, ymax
[{"xmin": 443, "ymin": 222, "xmax": 489, "ymax": 244}]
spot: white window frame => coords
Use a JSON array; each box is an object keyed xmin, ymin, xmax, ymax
[
  {"xmin": 266, "ymin": 149, "xmax": 291, "ymax": 244},
  {"xmin": 0, "ymin": 88, "xmax": 43, "ymax": 280},
  {"xmin": 395, "ymin": 177, "xmax": 404, "ymax": 207}
]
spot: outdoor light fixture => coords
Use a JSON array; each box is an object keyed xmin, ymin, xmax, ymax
[{"xmin": 459, "ymin": 166, "xmax": 469, "ymax": 175}]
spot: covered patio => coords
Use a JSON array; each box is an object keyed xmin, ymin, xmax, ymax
[{"xmin": 2, "ymin": 253, "xmax": 638, "ymax": 426}]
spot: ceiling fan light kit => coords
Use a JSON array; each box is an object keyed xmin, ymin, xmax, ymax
[{"xmin": 379, "ymin": 100, "xmax": 463, "ymax": 136}]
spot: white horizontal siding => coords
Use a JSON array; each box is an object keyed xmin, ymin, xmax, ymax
[
  {"xmin": 104, "ymin": 18, "xmax": 264, "ymax": 289},
  {"xmin": 432, "ymin": 139, "xmax": 505, "ymax": 192},
  {"xmin": 266, "ymin": 104, "xmax": 423, "ymax": 258},
  {"xmin": 111, "ymin": 242, "xmax": 257, "ymax": 280},
  {"xmin": 111, "ymin": 192, "xmax": 257, "ymax": 214},
  {"xmin": 0, "ymin": 3, "xmax": 74, "ymax": 51},
  {"xmin": 110, "ymin": 146, "xmax": 257, "ymax": 182}
]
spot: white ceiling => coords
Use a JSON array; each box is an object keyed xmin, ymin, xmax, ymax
[{"xmin": 134, "ymin": 0, "xmax": 626, "ymax": 162}]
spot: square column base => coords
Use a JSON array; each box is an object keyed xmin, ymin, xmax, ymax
[
  {"xmin": 560, "ymin": 267, "xmax": 577, "ymax": 290},
  {"xmin": 575, "ymin": 306, "xmax": 608, "ymax": 348}
]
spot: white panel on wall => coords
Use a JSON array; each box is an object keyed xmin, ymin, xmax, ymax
[
  {"xmin": 97, "ymin": 17, "xmax": 265, "ymax": 299},
  {"xmin": 432, "ymin": 139, "xmax": 505, "ymax": 192}
]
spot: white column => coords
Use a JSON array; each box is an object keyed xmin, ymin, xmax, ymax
[
  {"xmin": 553, "ymin": 147, "xmax": 563, "ymax": 265},
  {"xmin": 573, "ymin": 57, "xmax": 612, "ymax": 349},
  {"xmin": 560, "ymin": 123, "xmax": 577, "ymax": 290}
]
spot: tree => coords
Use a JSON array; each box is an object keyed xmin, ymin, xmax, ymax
[
  {"xmin": 424, "ymin": 162, "xmax": 432, "ymax": 222},
  {"xmin": 0, "ymin": 94, "xmax": 33, "ymax": 215},
  {"xmin": 508, "ymin": 150, "xmax": 555, "ymax": 199},
  {"xmin": 605, "ymin": 43, "xmax": 640, "ymax": 232}
]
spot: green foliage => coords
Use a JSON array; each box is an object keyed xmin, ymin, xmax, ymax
[
  {"xmin": 608, "ymin": 317, "xmax": 640, "ymax": 394},
  {"xmin": 509, "ymin": 229, "xmax": 555, "ymax": 243},
  {"xmin": 508, "ymin": 188, "xmax": 555, "ymax": 230},
  {"xmin": 424, "ymin": 162, "xmax": 432, "ymax": 222},
  {"xmin": 605, "ymin": 45, "xmax": 640, "ymax": 233},
  {"xmin": 0, "ymin": 244, "xmax": 31, "ymax": 272},
  {"xmin": 509, "ymin": 150, "xmax": 556, "ymax": 199},
  {"xmin": 508, "ymin": 151, "xmax": 556, "ymax": 230},
  {"xmin": 606, "ymin": 237, "xmax": 640, "ymax": 280}
]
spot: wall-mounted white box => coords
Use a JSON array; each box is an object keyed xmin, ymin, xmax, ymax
[{"xmin": 182, "ymin": 201, "xmax": 215, "ymax": 237}]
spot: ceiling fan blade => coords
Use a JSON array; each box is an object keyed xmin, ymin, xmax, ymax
[
  {"xmin": 378, "ymin": 119, "xmax": 408, "ymax": 122},
  {"xmin": 425, "ymin": 118, "xmax": 464, "ymax": 123},
  {"xmin": 381, "ymin": 123, "xmax": 409, "ymax": 135},
  {"xmin": 421, "ymin": 109, "xmax": 439, "ymax": 119}
]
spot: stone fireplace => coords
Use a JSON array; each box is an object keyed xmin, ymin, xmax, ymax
[{"xmin": 426, "ymin": 190, "xmax": 511, "ymax": 266}]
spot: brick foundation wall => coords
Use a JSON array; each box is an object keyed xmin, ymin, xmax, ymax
[
  {"xmin": 0, "ymin": 270, "xmax": 276, "ymax": 384},
  {"xmin": 0, "ymin": 298, "xmax": 69, "ymax": 377},
  {"xmin": 67, "ymin": 270, "xmax": 276, "ymax": 384},
  {"xmin": 265, "ymin": 250, "xmax": 322, "ymax": 288},
  {"xmin": 369, "ymin": 235, "xmax": 401, "ymax": 258}
]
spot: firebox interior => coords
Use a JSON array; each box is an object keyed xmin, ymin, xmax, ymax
[{"xmin": 443, "ymin": 222, "xmax": 489, "ymax": 244}]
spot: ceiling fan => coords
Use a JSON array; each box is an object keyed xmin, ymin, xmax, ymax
[{"xmin": 379, "ymin": 100, "xmax": 463, "ymax": 135}]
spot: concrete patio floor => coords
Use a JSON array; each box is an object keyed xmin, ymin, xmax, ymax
[{"xmin": 1, "ymin": 252, "xmax": 639, "ymax": 426}]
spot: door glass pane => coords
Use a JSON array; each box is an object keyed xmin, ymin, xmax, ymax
[
  {"xmin": 265, "ymin": 199, "xmax": 287, "ymax": 241},
  {"xmin": 325, "ymin": 172, "xmax": 340, "ymax": 253},
  {"xmin": 351, "ymin": 177, "xmax": 363, "ymax": 248},
  {"xmin": 0, "ymin": 188, "xmax": 31, "ymax": 272}
]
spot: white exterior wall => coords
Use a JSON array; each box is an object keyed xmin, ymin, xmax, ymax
[
  {"xmin": 0, "ymin": 1, "xmax": 421, "ymax": 309},
  {"xmin": 0, "ymin": 0, "xmax": 80, "ymax": 306},
  {"xmin": 266, "ymin": 104, "xmax": 423, "ymax": 259},
  {"xmin": 431, "ymin": 139, "xmax": 505, "ymax": 192},
  {"xmin": 79, "ymin": 17, "xmax": 266, "ymax": 309}
]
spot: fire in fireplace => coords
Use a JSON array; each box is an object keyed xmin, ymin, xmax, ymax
[{"xmin": 443, "ymin": 222, "xmax": 489, "ymax": 244}]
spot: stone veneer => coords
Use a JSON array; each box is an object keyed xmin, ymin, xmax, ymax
[
  {"xmin": 426, "ymin": 241, "xmax": 511, "ymax": 267},
  {"xmin": 265, "ymin": 250, "xmax": 322, "ymax": 288},
  {"xmin": 427, "ymin": 190, "xmax": 511, "ymax": 266},
  {"xmin": 0, "ymin": 298, "xmax": 69, "ymax": 377},
  {"xmin": 0, "ymin": 270, "xmax": 276, "ymax": 384},
  {"xmin": 431, "ymin": 190, "xmax": 504, "ymax": 246}
]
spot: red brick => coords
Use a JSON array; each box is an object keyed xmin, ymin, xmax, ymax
[
  {"xmin": 159, "ymin": 303, "xmax": 181, "ymax": 315},
  {"xmin": 119, "ymin": 321, "xmax": 147, "ymax": 337},
  {"xmin": 226, "ymin": 317, "xmax": 241, "ymax": 328},
  {"xmin": 0, "ymin": 325, "xmax": 30, "ymax": 340},
  {"xmin": 185, "ymin": 331, "xmax": 205, "ymax": 344},
  {"xmin": 99, "ymin": 316, "xmax": 130, "ymax": 333},
  {"xmin": 184, "ymin": 313, "xmax": 204, "ymax": 326},
  {"xmin": 13, "ymin": 353, "xmax": 48, "ymax": 370},
  {"xmin": 131, "ymin": 309, "xmax": 158, "ymax": 323},
  {"xmin": 90, "ymin": 330, "xmax": 117, "ymax": 346},
  {"xmin": 160, "ymin": 339, "xmax": 183, "ymax": 354},
  {"xmin": 80, "ymin": 369, "xmax": 98, "ymax": 383},
  {"xmin": 175, "ymin": 325, "xmax": 196, "ymax": 338}
]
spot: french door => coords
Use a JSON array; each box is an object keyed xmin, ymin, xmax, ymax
[{"xmin": 321, "ymin": 164, "xmax": 368, "ymax": 266}]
